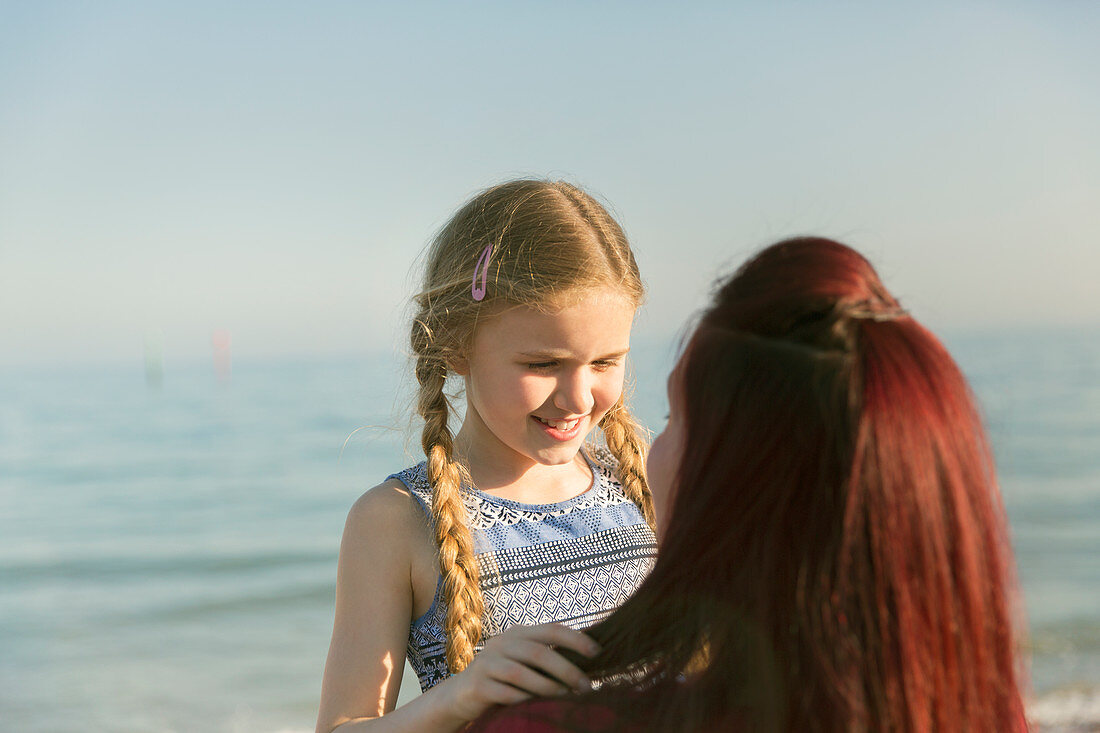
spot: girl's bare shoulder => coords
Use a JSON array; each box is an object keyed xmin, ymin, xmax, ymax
[
  {"xmin": 344, "ymin": 477, "xmax": 440, "ymax": 619},
  {"xmin": 345, "ymin": 477, "xmax": 431, "ymax": 543}
]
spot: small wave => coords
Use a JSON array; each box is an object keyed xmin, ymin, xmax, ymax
[
  {"xmin": 1030, "ymin": 688, "xmax": 1100, "ymax": 732},
  {"xmin": 0, "ymin": 548, "xmax": 334, "ymax": 584},
  {"xmin": 1031, "ymin": 618, "xmax": 1100, "ymax": 654},
  {"xmin": 125, "ymin": 581, "xmax": 334, "ymax": 624}
]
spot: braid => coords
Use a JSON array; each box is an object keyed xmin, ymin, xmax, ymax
[
  {"xmin": 600, "ymin": 397, "xmax": 656, "ymax": 530},
  {"xmin": 414, "ymin": 353, "xmax": 484, "ymax": 673}
]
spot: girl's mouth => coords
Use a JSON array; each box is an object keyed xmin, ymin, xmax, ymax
[{"xmin": 532, "ymin": 415, "xmax": 586, "ymax": 441}]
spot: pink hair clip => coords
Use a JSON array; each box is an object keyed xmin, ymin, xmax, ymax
[{"xmin": 472, "ymin": 244, "xmax": 492, "ymax": 301}]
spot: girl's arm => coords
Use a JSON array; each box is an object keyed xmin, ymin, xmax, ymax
[
  {"xmin": 316, "ymin": 482, "xmax": 599, "ymax": 733},
  {"xmin": 316, "ymin": 481, "xmax": 422, "ymax": 731}
]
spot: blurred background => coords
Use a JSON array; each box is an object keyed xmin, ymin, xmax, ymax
[{"xmin": 1, "ymin": 2, "xmax": 1098, "ymax": 731}]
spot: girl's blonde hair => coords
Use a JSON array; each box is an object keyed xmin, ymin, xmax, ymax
[{"xmin": 411, "ymin": 179, "xmax": 655, "ymax": 673}]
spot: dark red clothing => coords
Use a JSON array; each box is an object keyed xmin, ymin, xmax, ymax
[{"xmin": 468, "ymin": 699, "xmax": 626, "ymax": 733}]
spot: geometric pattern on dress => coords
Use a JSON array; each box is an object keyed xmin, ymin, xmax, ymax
[
  {"xmin": 391, "ymin": 444, "xmax": 658, "ymax": 693},
  {"xmin": 481, "ymin": 553, "xmax": 657, "ymax": 636},
  {"xmin": 402, "ymin": 445, "xmax": 634, "ymax": 530}
]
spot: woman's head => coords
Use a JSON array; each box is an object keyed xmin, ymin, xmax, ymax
[
  {"xmin": 410, "ymin": 180, "xmax": 654, "ymax": 672},
  {"xmin": 588, "ymin": 237, "xmax": 1024, "ymax": 730},
  {"xmin": 652, "ymin": 237, "xmax": 900, "ymax": 547}
]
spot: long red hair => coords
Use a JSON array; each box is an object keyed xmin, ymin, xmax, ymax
[{"xmin": 547, "ymin": 237, "xmax": 1027, "ymax": 731}]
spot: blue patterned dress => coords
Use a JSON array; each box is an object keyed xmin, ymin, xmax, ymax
[{"xmin": 390, "ymin": 445, "xmax": 658, "ymax": 691}]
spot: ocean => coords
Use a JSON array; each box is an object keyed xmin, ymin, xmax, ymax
[{"xmin": 2, "ymin": 329, "xmax": 1098, "ymax": 732}]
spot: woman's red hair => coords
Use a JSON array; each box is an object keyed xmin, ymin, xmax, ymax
[{"xmin": 492, "ymin": 237, "xmax": 1028, "ymax": 732}]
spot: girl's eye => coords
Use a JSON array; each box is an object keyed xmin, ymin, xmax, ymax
[{"xmin": 525, "ymin": 359, "xmax": 620, "ymax": 371}]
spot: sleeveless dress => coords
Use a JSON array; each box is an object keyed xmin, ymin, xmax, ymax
[{"xmin": 390, "ymin": 445, "xmax": 658, "ymax": 691}]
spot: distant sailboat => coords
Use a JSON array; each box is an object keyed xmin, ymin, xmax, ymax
[{"xmin": 212, "ymin": 329, "xmax": 232, "ymax": 382}]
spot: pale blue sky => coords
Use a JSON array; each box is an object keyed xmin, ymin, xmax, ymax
[{"xmin": 2, "ymin": 1, "xmax": 1098, "ymax": 366}]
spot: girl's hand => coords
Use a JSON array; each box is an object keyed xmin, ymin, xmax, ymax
[{"xmin": 439, "ymin": 622, "xmax": 600, "ymax": 723}]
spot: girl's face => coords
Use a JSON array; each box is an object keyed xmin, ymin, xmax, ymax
[
  {"xmin": 647, "ymin": 364, "xmax": 685, "ymax": 543},
  {"xmin": 458, "ymin": 288, "xmax": 635, "ymax": 474}
]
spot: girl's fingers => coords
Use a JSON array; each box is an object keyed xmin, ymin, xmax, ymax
[
  {"xmin": 468, "ymin": 623, "xmax": 596, "ymax": 704},
  {"xmin": 508, "ymin": 639, "xmax": 592, "ymax": 693},
  {"xmin": 481, "ymin": 679, "xmax": 534, "ymax": 707},
  {"xmin": 518, "ymin": 623, "xmax": 602, "ymax": 657},
  {"xmin": 489, "ymin": 658, "xmax": 571, "ymax": 698}
]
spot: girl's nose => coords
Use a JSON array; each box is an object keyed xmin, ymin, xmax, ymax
[{"xmin": 553, "ymin": 369, "xmax": 595, "ymax": 415}]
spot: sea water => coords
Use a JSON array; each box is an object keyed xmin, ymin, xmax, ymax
[{"xmin": 1, "ymin": 329, "xmax": 1098, "ymax": 732}]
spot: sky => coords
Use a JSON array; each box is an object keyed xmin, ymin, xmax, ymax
[{"xmin": 1, "ymin": 1, "xmax": 1098, "ymax": 367}]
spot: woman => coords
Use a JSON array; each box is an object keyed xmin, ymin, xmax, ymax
[{"xmin": 470, "ymin": 237, "xmax": 1028, "ymax": 731}]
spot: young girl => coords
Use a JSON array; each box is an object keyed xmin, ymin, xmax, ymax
[{"xmin": 315, "ymin": 180, "xmax": 658, "ymax": 732}]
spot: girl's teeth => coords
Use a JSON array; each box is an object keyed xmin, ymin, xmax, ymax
[{"xmin": 538, "ymin": 417, "xmax": 579, "ymax": 431}]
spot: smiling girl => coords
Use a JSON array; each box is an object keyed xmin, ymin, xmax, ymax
[{"xmin": 315, "ymin": 180, "xmax": 658, "ymax": 733}]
